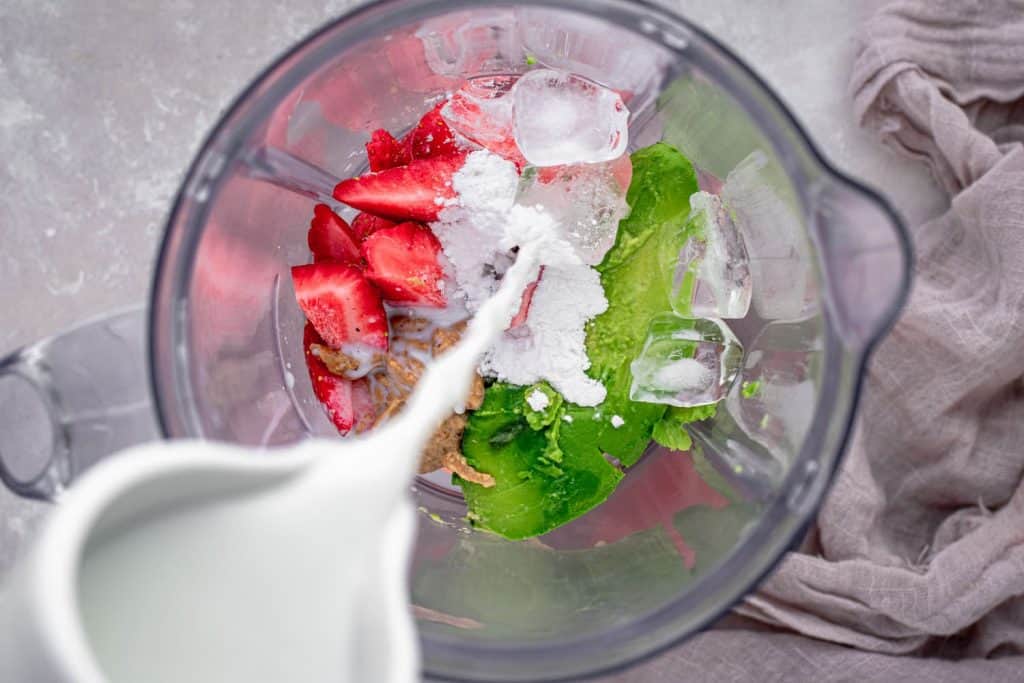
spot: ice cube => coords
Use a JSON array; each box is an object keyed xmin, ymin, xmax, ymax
[
  {"xmin": 441, "ymin": 75, "xmax": 518, "ymax": 157},
  {"xmin": 664, "ymin": 191, "xmax": 752, "ymax": 319},
  {"xmin": 721, "ymin": 151, "xmax": 816, "ymax": 320},
  {"xmin": 629, "ymin": 315, "xmax": 744, "ymax": 407},
  {"xmin": 724, "ymin": 317, "xmax": 823, "ymax": 458},
  {"xmin": 511, "ymin": 69, "xmax": 629, "ymax": 167},
  {"xmin": 515, "ymin": 8, "xmax": 672, "ymax": 117},
  {"xmin": 416, "ymin": 10, "xmax": 522, "ymax": 78},
  {"xmin": 686, "ymin": 410, "xmax": 786, "ymax": 502},
  {"xmin": 514, "ymin": 161, "xmax": 630, "ymax": 265}
]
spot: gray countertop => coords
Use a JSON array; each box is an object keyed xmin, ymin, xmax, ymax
[{"xmin": 0, "ymin": 0, "xmax": 944, "ymax": 673}]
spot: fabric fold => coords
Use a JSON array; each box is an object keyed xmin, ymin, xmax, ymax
[{"xmin": 735, "ymin": 0, "xmax": 1024, "ymax": 659}]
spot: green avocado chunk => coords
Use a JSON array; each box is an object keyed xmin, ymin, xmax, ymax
[{"xmin": 460, "ymin": 143, "xmax": 704, "ymax": 540}]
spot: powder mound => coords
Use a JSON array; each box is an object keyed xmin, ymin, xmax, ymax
[
  {"xmin": 430, "ymin": 150, "xmax": 609, "ymax": 406},
  {"xmin": 481, "ymin": 264, "xmax": 608, "ymax": 406},
  {"xmin": 431, "ymin": 151, "xmax": 519, "ymax": 311}
]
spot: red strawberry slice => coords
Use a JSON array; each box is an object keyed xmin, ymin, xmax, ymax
[
  {"xmin": 292, "ymin": 263, "xmax": 389, "ymax": 350},
  {"xmin": 333, "ymin": 153, "xmax": 466, "ymax": 223},
  {"xmin": 509, "ymin": 267, "xmax": 543, "ymax": 329},
  {"xmin": 366, "ymin": 129, "xmax": 410, "ymax": 172},
  {"xmin": 303, "ymin": 323, "xmax": 375, "ymax": 435},
  {"xmin": 403, "ymin": 103, "xmax": 460, "ymax": 160},
  {"xmin": 351, "ymin": 212, "xmax": 397, "ymax": 242},
  {"xmin": 307, "ymin": 204, "xmax": 362, "ymax": 264},
  {"xmin": 349, "ymin": 378, "xmax": 377, "ymax": 434},
  {"xmin": 361, "ymin": 222, "xmax": 447, "ymax": 307}
]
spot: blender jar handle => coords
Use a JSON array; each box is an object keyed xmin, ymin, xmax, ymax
[{"xmin": 0, "ymin": 307, "xmax": 159, "ymax": 501}]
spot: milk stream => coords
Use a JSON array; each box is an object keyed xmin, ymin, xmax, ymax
[{"xmin": 76, "ymin": 245, "xmax": 542, "ymax": 683}]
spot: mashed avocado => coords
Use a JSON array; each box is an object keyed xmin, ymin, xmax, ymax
[{"xmin": 460, "ymin": 143, "xmax": 715, "ymax": 540}]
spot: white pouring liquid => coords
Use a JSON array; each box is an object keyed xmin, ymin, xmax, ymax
[{"xmin": 75, "ymin": 245, "xmax": 543, "ymax": 683}]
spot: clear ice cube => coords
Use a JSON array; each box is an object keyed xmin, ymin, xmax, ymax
[
  {"xmin": 511, "ymin": 69, "xmax": 629, "ymax": 167},
  {"xmin": 664, "ymin": 191, "xmax": 752, "ymax": 320},
  {"xmin": 415, "ymin": 10, "xmax": 523, "ymax": 78},
  {"xmin": 686, "ymin": 410, "xmax": 786, "ymax": 502},
  {"xmin": 515, "ymin": 161, "xmax": 630, "ymax": 265},
  {"xmin": 721, "ymin": 151, "xmax": 816, "ymax": 320},
  {"xmin": 515, "ymin": 8, "xmax": 672, "ymax": 118},
  {"xmin": 441, "ymin": 75, "xmax": 518, "ymax": 156},
  {"xmin": 629, "ymin": 315, "xmax": 744, "ymax": 408},
  {"xmin": 724, "ymin": 317, "xmax": 823, "ymax": 458},
  {"xmin": 663, "ymin": 317, "xmax": 823, "ymax": 503}
]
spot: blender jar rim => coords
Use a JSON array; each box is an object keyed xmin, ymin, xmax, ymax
[{"xmin": 147, "ymin": 1, "xmax": 911, "ymax": 680}]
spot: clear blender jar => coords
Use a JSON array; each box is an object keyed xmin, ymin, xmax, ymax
[{"xmin": 0, "ymin": 1, "xmax": 909, "ymax": 681}]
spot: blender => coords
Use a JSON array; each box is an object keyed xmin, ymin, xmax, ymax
[{"xmin": 0, "ymin": 1, "xmax": 909, "ymax": 681}]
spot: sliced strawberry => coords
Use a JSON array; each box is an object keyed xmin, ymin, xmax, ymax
[
  {"xmin": 366, "ymin": 128, "xmax": 410, "ymax": 172},
  {"xmin": 361, "ymin": 222, "xmax": 446, "ymax": 307},
  {"xmin": 307, "ymin": 204, "xmax": 362, "ymax": 264},
  {"xmin": 333, "ymin": 153, "xmax": 466, "ymax": 223},
  {"xmin": 304, "ymin": 322, "xmax": 354, "ymax": 432},
  {"xmin": 351, "ymin": 212, "xmax": 397, "ymax": 242},
  {"xmin": 350, "ymin": 379, "xmax": 377, "ymax": 434},
  {"xmin": 403, "ymin": 103, "xmax": 460, "ymax": 160},
  {"xmin": 292, "ymin": 263, "xmax": 389, "ymax": 350},
  {"xmin": 303, "ymin": 324, "xmax": 374, "ymax": 435},
  {"xmin": 509, "ymin": 267, "xmax": 544, "ymax": 329}
]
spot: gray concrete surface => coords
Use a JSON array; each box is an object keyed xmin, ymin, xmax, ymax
[{"xmin": 0, "ymin": 0, "xmax": 944, "ymax": 676}]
